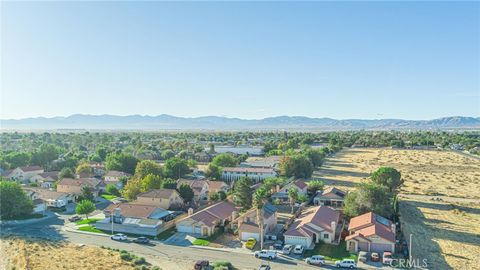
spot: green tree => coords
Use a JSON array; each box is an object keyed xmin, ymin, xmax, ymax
[
  {"xmin": 288, "ymin": 188, "xmax": 299, "ymax": 214},
  {"xmin": 205, "ymin": 163, "xmax": 222, "ymax": 180},
  {"xmin": 253, "ymin": 187, "xmax": 268, "ymax": 249},
  {"xmin": 105, "ymin": 184, "xmax": 120, "ymax": 196},
  {"xmin": 122, "ymin": 178, "xmax": 142, "ymax": 201},
  {"xmin": 209, "ymin": 192, "xmax": 220, "ymax": 202},
  {"xmin": 141, "ymin": 174, "xmax": 162, "ymax": 191},
  {"xmin": 217, "ymin": 190, "xmax": 227, "ymax": 201},
  {"xmin": 96, "ymin": 147, "xmax": 108, "ymax": 161},
  {"xmin": 76, "ymin": 161, "xmax": 92, "ymax": 176},
  {"xmin": 343, "ymin": 182, "xmax": 394, "ymax": 218},
  {"xmin": 59, "ymin": 167, "xmax": 75, "ymax": 179},
  {"xmin": 234, "ymin": 177, "xmax": 253, "ymax": 209},
  {"xmin": 371, "ymin": 167, "xmax": 403, "ymax": 193},
  {"xmin": 161, "ymin": 178, "xmax": 177, "ymax": 189},
  {"xmin": 211, "ymin": 153, "xmax": 239, "ymax": 167},
  {"xmin": 0, "ymin": 181, "xmax": 33, "ymax": 219},
  {"xmin": 75, "ymin": 200, "xmax": 96, "ymax": 219},
  {"xmin": 304, "ymin": 148, "xmax": 326, "ymax": 167},
  {"xmin": 163, "ymin": 157, "xmax": 189, "ymax": 179},
  {"xmin": 80, "ymin": 186, "xmax": 95, "ymax": 202},
  {"xmin": 4, "ymin": 152, "xmax": 31, "ymax": 168},
  {"xmin": 30, "ymin": 144, "xmax": 59, "ymax": 168},
  {"xmin": 307, "ymin": 180, "xmax": 324, "ymax": 195},
  {"xmin": 279, "ymin": 154, "xmax": 313, "ymax": 179},
  {"xmin": 178, "ymin": 184, "xmax": 194, "ymax": 203},
  {"xmin": 105, "ymin": 153, "xmax": 138, "ymax": 174},
  {"xmin": 134, "ymin": 160, "xmax": 163, "ymax": 179},
  {"xmin": 161, "ymin": 150, "xmax": 175, "ymax": 160}
]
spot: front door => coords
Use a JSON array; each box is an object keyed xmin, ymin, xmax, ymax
[{"xmin": 202, "ymin": 227, "xmax": 208, "ymax": 236}]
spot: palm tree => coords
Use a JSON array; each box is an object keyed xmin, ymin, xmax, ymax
[
  {"xmin": 288, "ymin": 188, "xmax": 299, "ymax": 214},
  {"xmin": 253, "ymin": 187, "xmax": 268, "ymax": 250}
]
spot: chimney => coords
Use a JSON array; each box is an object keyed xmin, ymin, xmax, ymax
[
  {"xmin": 331, "ymin": 221, "xmax": 337, "ymax": 237},
  {"xmin": 188, "ymin": 208, "xmax": 194, "ymax": 216},
  {"xmin": 391, "ymin": 223, "xmax": 396, "ymax": 233}
]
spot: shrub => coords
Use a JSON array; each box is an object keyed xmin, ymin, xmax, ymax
[
  {"xmin": 120, "ymin": 253, "xmax": 133, "ymax": 261},
  {"xmin": 134, "ymin": 257, "xmax": 146, "ymax": 265},
  {"xmin": 213, "ymin": 261, "xmax": 233, "ymax": 270}
]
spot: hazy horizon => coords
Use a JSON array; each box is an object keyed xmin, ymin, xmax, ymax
[{"xmin": 2, "ymin": 2, "xmax": 479, "ymax": 120}]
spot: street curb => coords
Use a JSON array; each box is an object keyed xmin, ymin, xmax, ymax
[
  {"xmin": 190, "ymin": 245, "xmax": 252, "ymax": 255},
  {"xmin": 63, "ymin": 227, "xmax": 110, "ymax": 238}
]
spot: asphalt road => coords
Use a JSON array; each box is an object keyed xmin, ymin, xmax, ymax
[{"xmin": 0, "ymin": 213, "xmax": 328, "ymax": 270}]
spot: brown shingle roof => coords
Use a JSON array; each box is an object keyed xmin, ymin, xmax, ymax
[
  {"xmin": 58, "ymin": 178, "xmax": 102, "ymax": 188},
  {"xmin": 105, "ymin": 203, "xmax": 158, "ymax": 219},
  {"xmin": 137, "ymin": 189, "xmax": 178, "ymax": 200},
  {"xmin": 285, "ymin": 206, "xmax": 340, "ymax": 237},
  {"xmin": 21, "ymin": 166, "xmax": 43, "ymax": 172},
  {"xmin": 188, "ymin": 201, "xmax": 237, "ymax": 227},
  {"xmin": 347, "ymin": 212, "xmax": 395, "ymax": 243}
]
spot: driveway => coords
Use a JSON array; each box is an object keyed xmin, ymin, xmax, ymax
[{"xmin": 164, "ymin": 232, "xmax": 197, "ymax": 246}]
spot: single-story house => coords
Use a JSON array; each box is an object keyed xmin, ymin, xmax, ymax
[
  {"xmin": 104, "ymin": 170, "xmax": 131, "ymax": 184},
  {"xmin": 176, "ymin": 201, "xmax": 237, "ymax": 237},
  {"xmin": 2, "ymin": 166, "xmax": 44, "ymax": 184},
  {"xmin": 236, "ymin": 203, "xmax": 278, "ymax": 241},
  {"xmin": 240, "ymin": 156, "xmax": 282, "ymax": 170},
  {"xmin": 313, "ymin": 187, "xmax": 347, "ymax": 209},
  {"xmin": 23, "ymin": 188, "xmax": 47, "ymax": 213},
  {"xmin": 135, "ymin": 189, "xmax": 184, "ymax": 210},
  {"xmin": 56, "ymin": 178, "xmax": 104, "ymax": 198},
  {"xmin": 24, "ymin": 187, "xmax": 74, "ymax": 207},
  {"xmin": 90, "ymin": 162, "xmax": 106, "ymax": 177},
  {"xmin": 177, "ymin": 179, "xmax": 209, "ymax": 201},
  {"xmin": 284, "ymin": 206, "xmax": 340, "ymax": 249},
  {"xmin": 206, "ymin": 180, "xmax": 230, "ymax": 194},
  {"xmin": 29, "ymin": 171, "xmax": 59, "ymax": 188},
  {"xmin": 345, "ymin": 212, "xmax": 396, "ymax": 253},
  {"xmin": 271, "ymin": 179, "xmax": 308, "ymax": 202},
  {"xmin": 96, "ymin": 203, "xmax": 176, "ymax": 236}
]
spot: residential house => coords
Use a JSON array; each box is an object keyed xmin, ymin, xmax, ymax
[
  {"xmin": 271, "ymin": 179, "xmax": 308, "ymax": 202},
  {"xmin": 2, "ymin": 166, "xmax": 44, "ymax": 184},
  {"xmin": 24, "ymin": 187, "xmax": 74, "ymax": 207},
  {"xmin": 240, "ymin": 156, "xmax": 281, "ymax": 170},
  {"xmin": 313, "ymin": 187, "xmax": 347, "ymax": 209},
  {"xmin": 284, "ymin": 206, "xmax": 341, "ymax": 248},
  {"xmin": 177, "ymin": 179, "xmax": 209, "ymax": 202},
  {"xmin": 176, "ymin": 201, "xmax": 237, "ymax": 237},
  {"xmin": 90, "ymin": 162, "xmax": 106, "ymax": 177},
  {"xmin": 135, "ymin": 189, "xmax": 184, "ymax": 210},
  {"xmin": 345, "ymin": 212, "xmax": 396, "ymax": 253},
  {"xmin": 206, "ymin": 180, "xmax": 230, "ymax": 194},
  {"xmin": 221, "ymin": 167, "xmax": 277, "ymax": 184},
  {"xmin": 211, "ymin": 146, "xmax": 264, "ymax": 156},
  {"xmin": 23, "ymin": 188, "xmax": 47, "ymax": 214},
  {"xmin": 29, "ymin": 171, "xmax": 59, "ymax": 188},
  {"xmin": 95, "ymin": 203, "xmax": 176, "ymax": 236},
  {"xmin": 194, "ymin": 152, "xmax": 213, "ymax": 162},
  {"xmin": 104, "ymin": 170, "xmax": 130, "ymax": 189},
  {"xmin": 56, "ymin": 178, "xmax": 104, "ymax": 198},
  {"xmin": 236, "ymin": 203, "xmax": 278, "ymax": 241}
]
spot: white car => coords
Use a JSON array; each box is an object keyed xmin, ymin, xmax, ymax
[
  {"xmin": 305, "ymin": 255, "xmax": 325, "ymax": 265},
  {"xmin": 282, "ymin": 244, "xmax": 293, "ymax": 255},
  {"xmin": 293, "ymin": 245, "xmax": 304, "ymax": 255},
  {"xmin": 335, "ymin": 259, "xmax": 357, "ymax": 268},
  {"xmin": 110, "ymin": 233, "xmax": 127, "ymax": 241},
  {"xmin": 254, "ymin": 250, "xmax": 277, "ymax": 260}
]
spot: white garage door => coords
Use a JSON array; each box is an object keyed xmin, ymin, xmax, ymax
[
  {"xmin": 240, "ymin": 232, "xmax": 260, "ymax": 241},
  {"xmin": 176, "ymin": 224, "xmax": 193, "ymax": 234},
  {"xmin": 284, "ymin": 236, "xmax": 309, "ymax": 247}
]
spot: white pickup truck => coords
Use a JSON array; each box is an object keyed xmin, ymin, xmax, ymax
[{"xmin": 254, "ymin": 250, "xmax": 278, "ymax": 260}]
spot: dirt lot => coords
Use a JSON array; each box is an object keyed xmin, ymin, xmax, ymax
[
  {"xmin": 0, "ymin": 237, "xmax": 137, "ymax": 270},
  {"xmin": 314, "ymin": 148, "xmax": 480, "ymax": 270}
]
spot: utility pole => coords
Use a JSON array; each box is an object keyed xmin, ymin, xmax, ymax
[
  {"xmin": 409, "ymin": 233, "xmax": 413, "ymax": 263},
  {"xmin": 111, "ymin": 213, "xmax": 114, "ymax": 235}
]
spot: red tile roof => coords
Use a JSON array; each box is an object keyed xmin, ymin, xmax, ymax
[
  {"xmin": 105, "ymin": 203, "xmax": 159, "ymax": 219},
  {"xmin": 188, "ymin": 201, "xmax": 237, "ymax": 227},
  {"xmin": 347, "ymin": 212, "xmax": 395, "ymax": 243},
  {"xmin": 285, "ymin": 206, "xmax": 340, "ymax": 237},
  {"xmin": 293, "ymin": 179, "xmax": 307, "ymax": 189}
]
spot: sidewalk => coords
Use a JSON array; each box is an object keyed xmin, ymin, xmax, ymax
[{"xmin": 190, "ymin": 244, "xmax": 253, "ymax": 255}]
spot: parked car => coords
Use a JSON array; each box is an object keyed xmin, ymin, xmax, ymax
[
  {"xmin": 245, "ymin": 238, "xmax": 257, "ymax": 250},
  {"xmin": 68, "ymin": 216, "xmax": 82, "ymax": 222},
  {"xmin": 254, "ymin": 250, "xmax": 277, "ymax": 260},
  {"xmin": 282, "ymin": 244, "xmax": 293, "ymax": 255},
  {"xmin": 110, "ymin": 233, "xmax": 127, "ymax": 241},
  {"xmin": 383, "ymin": 252, "xmax": 393, "ymax": 265},
  {"xmin": 305, "ymin": 255, "xmax": 325, "ymax": 265},
  {"xmin": 371, "ymin": 252, "xmax": 380, "ymax": 262},
  {"xmin": 133, "ymin": 237, "xmax": 150, "ymax": 244},
  {"xmin": 273, "ymin": 240, "xmax": 283, "ymax": 250},
  {"xmin": 258, "ymin": 264, "xmax": 271, "ymax": 270},
  {"xmin": 358, "ymin": 251, "xmax": 368, "ymax": 263},
  {"xmin": 194, "ymin": 260, "xmax": 209, "ymax": 270},
  {"xmin": 293, "ymin": 245, "xmax": 304, "ymax": 255},
  {"xmin": 335, "ymin": 259, "xmax": 357, "ymax": 269}
]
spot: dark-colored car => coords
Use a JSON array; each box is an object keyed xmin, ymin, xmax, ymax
[
  {"xmin": 68, "ymin": 216, "xmax": 82, "ymax": 222},
  {"xmin": 371, "ymin": 252, "xmax": 380, "ymax": 262},
  {"xmin": 273, "ymin": 240, "xmax": 283, "ymax": 250},
  {"xmin": 194, "ymin": 260, "xmax": 209, "ymax": 270},
  {"xmin": 133, "ymin": 237, "xmax": 150, "ymax": 244}
]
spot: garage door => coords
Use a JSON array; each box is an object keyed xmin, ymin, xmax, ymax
[
  {"xmin": 284, "ymin": 236, "xmax": 309, "ymax": 247},
  {"xmin": 241, "ymin": 232, "xmax": 260, "ymax": 241},
  {"xmin": 371, "ymin": 243, "xmax": 393, "ymax": 253},
  {"xmin": 176, "ymin": 224, "xmax": 193, "ymax": 233}
]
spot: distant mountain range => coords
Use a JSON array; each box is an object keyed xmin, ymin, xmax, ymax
[{"xmin": 1, "ymin": 115, "xmax": 479, "ymax": 131}]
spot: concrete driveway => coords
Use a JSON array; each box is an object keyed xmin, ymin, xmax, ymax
[{"xmin": 164, "ymin": 232, "xmax": 197, "ymax": 246}]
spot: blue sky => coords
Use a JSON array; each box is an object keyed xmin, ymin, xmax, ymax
[{"xmin": 1, "ymin": 1, "xmax": 479, "ymax": 120}]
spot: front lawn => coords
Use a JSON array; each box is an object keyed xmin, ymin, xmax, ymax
[
  {"xmin": 101, "ymin": 194, "xmax": 117, "ymax": 200},
  {"xmin": 75, "ymin": 218, "xmax": 101, "ymax": 225},
  {"xmin": 305, "ymin": 241, "xmax": 357, "ymax": 262},
  {"xmin": 193, "ymin": 239, "xmax": 210, "ymax": 246},
  {"xmin": 156, "ymin": 227, "xmax": 176, "ymax": 240},
  {"xmin": 77, "ymin": 225, "xmax": 106, "ymax": 234}
]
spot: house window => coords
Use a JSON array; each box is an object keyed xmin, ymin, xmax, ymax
[{"xmin": 324, "ymin": 233, "xmax": 329, "ymax": 239}]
